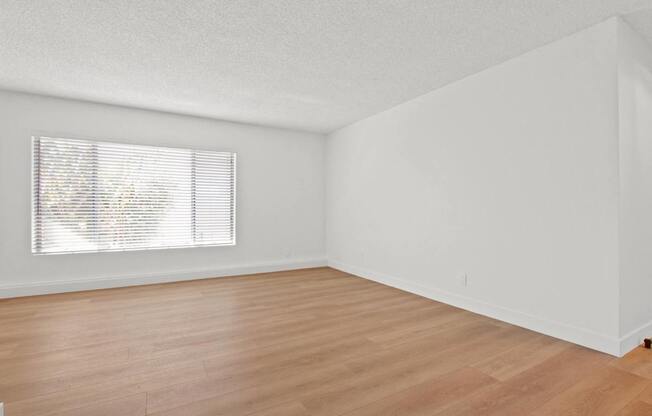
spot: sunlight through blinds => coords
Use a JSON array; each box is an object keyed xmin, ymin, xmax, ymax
[{"xmin": 32, "ymin": 136, "xmax": 236, "ymax": 254}]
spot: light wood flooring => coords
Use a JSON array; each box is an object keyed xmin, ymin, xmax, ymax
[{"xmin": 0, "ymin": 267, "xmax": 651, "ymax": 416}]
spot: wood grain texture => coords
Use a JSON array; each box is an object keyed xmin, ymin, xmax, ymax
[
  {"xmin": 615, "ymin": 401, "xmax": 652, "ymax": 416},
  {"xmin": 0, "ymin": 267, "xmax": 650, "ymax": 416}
]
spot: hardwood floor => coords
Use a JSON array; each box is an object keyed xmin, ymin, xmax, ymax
[{"xmin": 0, "ymin": 267, "xmax": 650, "ymax": 416}]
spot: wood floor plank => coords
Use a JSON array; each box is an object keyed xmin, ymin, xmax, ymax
[
  {"xmin": 346, "ymin": 320, "xmax": 513, "ymax": 375},
  {"xmin": 471, "ymin": 333, "xmax": 571, "ymax": 381},
  {"xmin": 47, "ymin": 393, "xmax": 146, "ymax": 416},
  {"xmin": 339, "ymin": 367, "xmax": 496, "ymax": 416},
  {"xmin": 147, "ymin": 336, "xmax": 380, "ymax": 414},
  {"xmin": 300, "ymin": 326, "xmax": 532, "ymax": 416},
  {"xmin": 147, "ymin": 363, "xmax": 353, "ymax": 415},
  {"xmin": 530, "ymin": 367, "xmax": 649, "ymax": 416},
  {"xmin": 0, "ymin": 359, "xmax": 205, "ymax": 403},
  {"xmin": 0, "ymin": 346, "xmax": 130, "ymax": 382},
  {"xmin": 637, "ymin": 382, "xmax": 652, "ymax": 404},
  {"xmin": 0, "ymin": 267, "xmax": 649, "ymax": 416},
  {"xmin": 434, "ymin": 346, "xmax": 614, "ymax": 416},
  {"xmin": 612, "ymin": 348, "xmax": 652, "ymax": 380},
  {"xmin": 247, "ymin": 401, "xmax": 312, "ymax": 416},
  {"xmin": 5, "ymin": 363, "xmax": 207, "ymax": 416},
  {"xmin": 615, "ymin": 400, "xmax": 652, "ymax": 416}
]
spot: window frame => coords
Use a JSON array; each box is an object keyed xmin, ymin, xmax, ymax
[{"xmin": 31, "ymin": 135, "xmax": 237, "ymax": 255}]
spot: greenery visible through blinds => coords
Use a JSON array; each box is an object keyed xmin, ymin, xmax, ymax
[{"xmin": 32, "ymin": 136, "xmax": 236, "ymax": 254}]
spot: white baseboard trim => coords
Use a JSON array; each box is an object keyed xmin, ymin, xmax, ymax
[
  {"xmin": 329, "ymin": 260, "xmax": 625, "ymax": 357},
  {"xmin": 619, "ymin": 319, "xmax": 652, "ymax": 356},
  {"xmin": 0, "ymin": 258, "xmax": 328, "ymax": 299}
]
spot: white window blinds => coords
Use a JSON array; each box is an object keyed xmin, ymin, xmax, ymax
[{"xmin": 32, "ymin": 136, "xmax": 236, "ymax": 254}]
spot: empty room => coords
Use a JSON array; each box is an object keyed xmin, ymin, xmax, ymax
[{"xmin": 2, "ymin": 1, "xmax": 652, "ymax": 415}]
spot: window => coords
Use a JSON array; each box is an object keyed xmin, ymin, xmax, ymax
[{"xmin": 32, "ymin": 136, "xmax": 236, "ymax": 254}]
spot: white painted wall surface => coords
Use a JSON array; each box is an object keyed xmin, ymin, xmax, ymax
[
  {"xmin": 0, "ymin": 91, "xmax": 326, "ymax": 296},
  {"xmin": 327, "ymin": 19, "xmax": 622, "ymax": 354},
  {"xmin": 617, "ymin": 20, "xmax": 652, "ymax": 349}
]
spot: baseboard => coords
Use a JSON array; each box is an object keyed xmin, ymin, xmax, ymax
[
  {"xmin": 0, "ymin": 258, "xmax": 328, "ymax": 299},
  {"xmin": 619, "ymin": 319, "xmax": 652, "ymax": 356},
  {"xmin": 329, "ymin": 260, "xmax": 624, "ymax": 357}
]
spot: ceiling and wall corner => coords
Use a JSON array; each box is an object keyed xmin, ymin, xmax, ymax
[{"xmin": 1, "ymin": 1, "xmax": 651, "ymax": 133}]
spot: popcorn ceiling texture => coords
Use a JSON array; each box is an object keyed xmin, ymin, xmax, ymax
[{"xmin": 0, "ymin": 0, "xmax": 651, "ymax": 132}]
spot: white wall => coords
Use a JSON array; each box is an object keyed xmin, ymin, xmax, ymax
[
  {"xmin": 327, "ymin": 19, "xmax": 623, "ymax": 354},
  {"xmin": 0, "ymin": 90, "xmax": 326, "ymax": 296},
  {"xmin": 617, "ymin": 20, "xmax": 652, "ymax": 349}
]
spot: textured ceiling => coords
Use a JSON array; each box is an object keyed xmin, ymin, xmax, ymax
[{"xmin": 1, "ymin": 1, "xmax": 652, "ymax": 133}]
